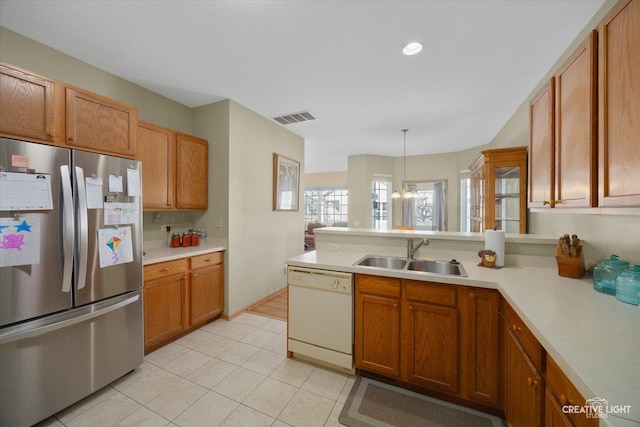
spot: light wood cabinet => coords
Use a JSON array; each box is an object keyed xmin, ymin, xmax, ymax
[
  {"xmin": 530, "ymin": 32, "xmax": 598, "ymax": 210},
  {"xmin": 354, "ymin": 274, "xmax": 401, "ymax": 378},
  {"xmin": 598, "ymin": 0, "xmax": 640, "ymax": 207},
  {"xmin": 143, "ymin": 259, "xmax": 188, "ymax": 351},
  {"xmin": 137, "ymin": 122, "xmax": 208, "ymax": 211},
  {"xmin": 502, "ymin": 302, "xmax": 544, "ymax": 427},
  {"xmin": 470, "ymin": 147, "xmax": 527, "ymax": 233},
  {"xmin": 401, "ymin": 279, "xmax": 458, "ymax": 394},
  {"xmin": 528, "ymin": 80, "xmax": 555, "ymax": 209},
  {"xmin": 176, "ymin": 133, "xmax": 208, "ymax": 210},
  {"xmin": 0, "ymin": 63, "xmax": 64, "ymax": 144},
  {"xmin": 545, "ymin": 354, "xmax": 598, "ymax": 427},
  {"xmin": 460, "ymin": 287, "xmax": 500, "ymax": 407},
  {"xmin": 143, "ymin": 251, "xmax": 224, "ymax": 353},
  {"xmin": 190, "ymin": 252, "xmax": 224, "ymax": 325},
  {"xmin": 66, "ymin": 86, "xmax": 137, "ymax": 157},
  {"xmin": 554, "ymin": 31, "xmax": 598, "ymax": 208},
  {"xmin": 138, "ymin": 121, "xmax": 175, "ymax": 210}
]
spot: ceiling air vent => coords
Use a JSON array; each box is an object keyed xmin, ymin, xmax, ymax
[{"xmin": 273, "ymin": 111, "xmax": 316, "ymax": 125}]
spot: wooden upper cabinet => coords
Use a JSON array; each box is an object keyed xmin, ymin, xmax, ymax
[
  {"xmin": 66, "ymin": 86, "xmax": 137, "ymax": 157},
  {"xmin": 529, "ymin": 79, "xmax": 555, "ymax": 209},
  {"xmin": 598, "ymin": 0, "xmax": 640, "ymax": 207},
  {"xmin": 138, "ymin": 121, "xmax": 175, "ymax": 210},
  {"xmin": 554, "ymin": 31, "xmax": 598, "ymax": 208},
  {"xmin": 176, "ymin": 133, "xmax": 208, "ymax": 210},
  {"xmin": 0, "ymin": 63, "xmax": 63, "ymax": 144}
]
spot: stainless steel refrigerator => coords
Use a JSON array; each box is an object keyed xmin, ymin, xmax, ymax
[{"xmin": 0, "ymin": 137, "xmax": 144, "ymax": 427}]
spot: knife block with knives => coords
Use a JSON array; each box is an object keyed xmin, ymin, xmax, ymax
[{"xmin": 556, "ymin": 234, "xmax": 585, "ymax": 278}]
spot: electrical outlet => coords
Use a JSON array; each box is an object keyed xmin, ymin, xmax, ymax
[{"xmin": 160, "ymin": 224, "xmax": 171, "ymax": 231}]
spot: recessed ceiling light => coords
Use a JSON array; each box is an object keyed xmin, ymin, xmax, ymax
[{"xmin": 402, "ymin": 41, "xmax": 423, "ymax": 56}]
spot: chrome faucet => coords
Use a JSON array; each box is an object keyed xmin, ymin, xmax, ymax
[{"xmin": 407, "ymin": 238, "xmax": 429, "ymax": 259}]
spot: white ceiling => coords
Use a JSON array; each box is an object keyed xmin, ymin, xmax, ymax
[{"xmin": 0, "ymin": 0, "xmax": 605, "ymax": 173}]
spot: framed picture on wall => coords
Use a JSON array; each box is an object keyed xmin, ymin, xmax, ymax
[{"xmin": 273, "ymin": 153, "xmax": 300, "ymax": 211}]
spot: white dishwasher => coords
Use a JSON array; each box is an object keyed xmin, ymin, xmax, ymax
[{"xmin": 287, "ymin": 266, "xmax": 354, "ymax": 372}]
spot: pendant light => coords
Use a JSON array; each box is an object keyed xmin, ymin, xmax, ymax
[{"xmin": 392, "ymin": 129, "xmax": 418, "ymax": 199}]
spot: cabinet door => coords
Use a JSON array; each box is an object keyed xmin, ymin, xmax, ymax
[
  {"xmin": 554, "ymin": 31, "xmax": 597, "ymax": 208},
  {"xmin": 0, "ymin": 64, "xmax": 61, "ymax": 144},
  {"xmin": 504, "ymin": 329, "xmax": 544, "ymax": 427},
  {"xmin": 598, "ymin": 0, "xmax": 640, "ymax": 207},
  {"xmin": 460, "ymin": 288, "xmax": 500, "ymax": 406},
  {"xmin": 402, "ymin": 301, "xmax": 458, "ymax": 393},
  {"xmin": 529, "ymin": 80, "xmax": 555, "ymax": 209},
  {"xmin": 138, "ymin": 121, "xmax": 175, "ymax": 210},
  {"xmin": 354, "ymin": 275, "xmax": 400, "ymax": 378},
  {"xmin": 66, "ymin": 87, "xmax": 137, "ymax": 157},
  {"xmin": 545, "ymin": 389, "xmax": 573, "ymax": 427},
  {"xmin": 143, "ymin": 273, "xmax": 186, "ymax": 351},
  {"xmin": 190, "ymin": 264, "xmax": 223, "ymax": 326},
  {"xmin": 176, "ymin": 133, "xmax": 208, "ymax": 209}
]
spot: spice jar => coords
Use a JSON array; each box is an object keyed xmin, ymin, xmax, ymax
[
  {"xmin": 593, "ymin": 255, "xmax": 630, "ymax": 295},
  {"xmin": 182, "ymin": 231, "xmax": 191, "ymax": 247},
  {"xmin": 615, "ymin": 265, "xmax": 640, "ymax": 305},
  {"xmin": 170, "ymin": 232, "xmax": 180, "ymax": 248}
]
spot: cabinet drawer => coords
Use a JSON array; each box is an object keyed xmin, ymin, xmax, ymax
[
  {"xmin": 546, "ymin": 355, "xmax": 598, "ymax": 427},
  {"xmin": 356, "ymin": 274, "xmax": 400, "ymax": 298},
  {"xmin": 144, "ymin": 259, "xmax": 188, "ymax": 282},
  {"xmin": 403, "ymin": 280, "xmax": 456, "ymax": 307},
  {"xmin": 191, "ymin": 252, "xmax": 222, "ymax": 270},
  {"xmin": 505, "ymin": 304, "xmax": 544, "ymax": 371}
]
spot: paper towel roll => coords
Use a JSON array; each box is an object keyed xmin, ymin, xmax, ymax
[{"xmin": 485, "ymin": 230, "xmax": 505, "ymax": 267}]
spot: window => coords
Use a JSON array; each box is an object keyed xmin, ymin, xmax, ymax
[
  {"xmin": 372, "ymin": 176, "xmax": 392, "ymax": 229},
  {"xmin": 403, "ymin": 180, "xmax": 447, "ymax": 231},
  {"xmin": 304, "ymin": 186, "xmax": 348, "ymax": 225}
]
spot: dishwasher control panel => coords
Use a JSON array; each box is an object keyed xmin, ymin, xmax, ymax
[{"xmin": 287, "ymin": 267, "xmax": 353, "ymax": 294}]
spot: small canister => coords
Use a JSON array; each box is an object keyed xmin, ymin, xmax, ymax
[
  {"xmin": 593, "ymin": 255, "xmax": 630, "ymax": 295},
  {"xmin": 182, "ymin": 231, "xmax": 191, "ymax": 247},
  {"xmin": 615, "ymin": 265, "xmax": 640, "ymax": 305},
  {"xmin": 170, "ymin": 232, "xmax": 180, "ymax": 248},
  {"xmin": 191, "ymin": 230, "xmax": 199, "ymax": 246}
]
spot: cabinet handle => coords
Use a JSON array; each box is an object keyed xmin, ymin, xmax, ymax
[
  {"xmin": 543, "ymin": 200, "xmax": 551, "ymax": 205},
  {"xmin": 559, "ymin": 394, "xmax": 568, "ymax": 406},
  {"xmin": 511, "ymin": 324, "xmax": 522, "ymax": 332},
  {"xmin": 204, "ymin": 259, "xmax": 211, "ymax": 262},
  {"xmin": 469, "ymin": 293, "xmax": 475, "ymax": 298},
  {"xmin": 68, "ymin": 136, "xmax": 75, "ymax": 142},
  {"xmin": 527, "ymin": 377, "xmax": 538, "ymax": 387},
  {"xmin": 159, "ymin": 268, "xmax": 170, "ymax": 272}
]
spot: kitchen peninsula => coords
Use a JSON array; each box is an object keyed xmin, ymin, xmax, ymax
[{"xmin": 286, "ymin": 227, "xmax": 640, "ymax": 427}]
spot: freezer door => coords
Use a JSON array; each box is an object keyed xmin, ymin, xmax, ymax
[
  {"xmin": 0, "ymin": 290, "xmax": 143, "ymax": 427},
  {"xmin": 0, "ymin": 138, "xmax": 73, "ymax": 328},
  {"xmin": 72, "ymin": 150, "xmax": 143, "ymax": 306}
]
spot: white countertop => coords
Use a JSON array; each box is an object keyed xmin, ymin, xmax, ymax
[
  {"xmin": 287, "ymin": 250, "xmax": 640, "ymax": 426},
  {"xmin": 143, "ymin": 239, "xmax": 225, "ymax": 265}
]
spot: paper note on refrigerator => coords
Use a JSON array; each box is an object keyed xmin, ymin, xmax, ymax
[
  {"xmin": 0, "ymin": 217, "xmax": 40, "ymax": 267},
  {"xmin": 0, "ymin": 172, "xmax": 53, "ymax": 211},
  {"xmin": 97, "ymin": 226, "xmax": 133, "ymax": 268},
  {"xmin": 126, "ymin": 168, "xmax": 141, "ymax": 197},
  {"xmin": 85, "ymin": 177, "xmax": 104, "ymax": 209}
]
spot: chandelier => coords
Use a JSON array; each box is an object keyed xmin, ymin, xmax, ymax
[{"xmin": 391, "ymin": 129, "xmax": 418, "ymax": 199}]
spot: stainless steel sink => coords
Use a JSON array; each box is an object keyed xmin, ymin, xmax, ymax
[
  {"xmin": 354, "ymin": 256, "xmax": 467, "ymax": 277},
  {"xmin": 356, "ymin": 256, "xmax": 407, "ymax": 270},
  {"xmin": 407, "ymin": 260, "xmax": 467, "ymax": 276}
]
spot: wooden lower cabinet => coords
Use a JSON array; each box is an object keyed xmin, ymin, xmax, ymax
[
  {"xmin": 190, "ymin": 253, "xmax": 224, "ymax": 325},
  {"xmin": 354, "ymin": 274, "xmax": 401, "ymax": 377},
  {"xmin": 460, "ymin": 287, "xmax": 500, "ymax": 406},
  {"xmin": 401, "ymin": 280, "xmax": 459, "ymax": 394},
  {"xmin": 504, "ymin": 327, "xmax": 544, "ymax": 427},
  {"xmin": 143, "ymin": 251, "xmax": 224, "ymax": 353},
  {"xmin": 355, "ymin": 275, "xmax": 500, "ymax": 410}
]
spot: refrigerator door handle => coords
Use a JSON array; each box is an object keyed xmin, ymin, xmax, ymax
[
  {"xmin": 0, "ymin": 293, "xmax": 140, "ymax": 345},
  {"xmin": 60, "ymin": 165, "xmax": 74, "ymax": 293},
  {"xmin": 74, "ymin": 166, "xmax": 89, "ymax": 290}
]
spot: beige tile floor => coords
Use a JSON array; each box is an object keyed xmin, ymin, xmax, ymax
[{"xmin": 36, "ymin": 313, "xmax": 355, "ymax": 427}]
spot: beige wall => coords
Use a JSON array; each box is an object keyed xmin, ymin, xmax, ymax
[{"xmin": 305, "ymin": 172, "xmax": 348, "ymax": 187}]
